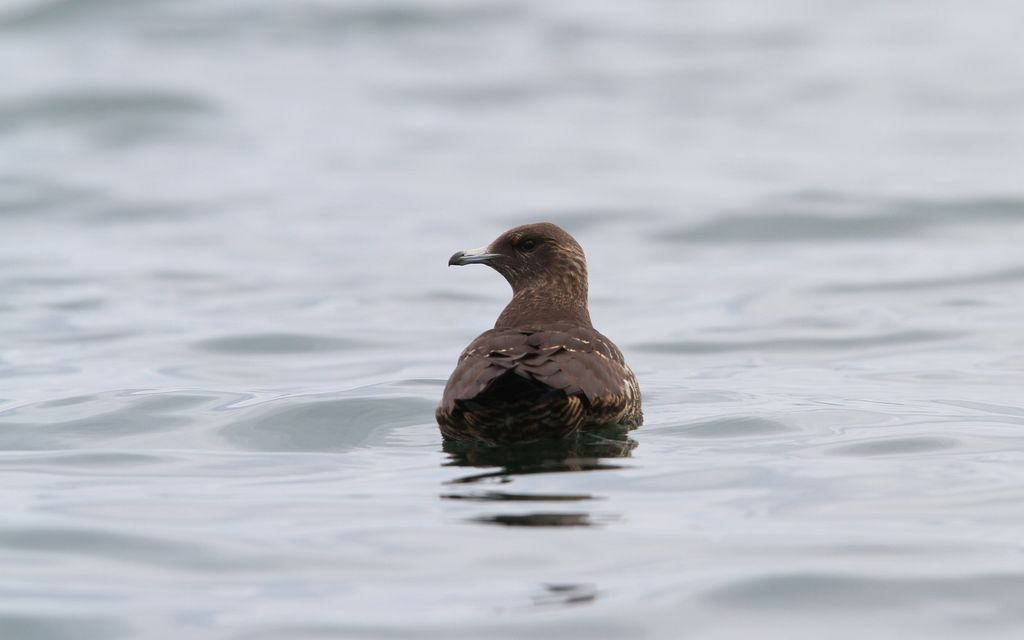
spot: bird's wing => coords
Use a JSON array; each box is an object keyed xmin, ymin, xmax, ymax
[{"xmin": 440, "ymin": 324, "xmax": 631, "ymax": 411}]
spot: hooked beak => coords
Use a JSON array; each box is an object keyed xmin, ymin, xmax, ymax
[{"xmin": 448, "ymin": 245, "xmax": 500, "ymax": 266}]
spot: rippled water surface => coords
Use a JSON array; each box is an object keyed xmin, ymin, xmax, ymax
[{"xmin": 3, "ymin": 1, "xmax": 1024, "ymax": 638}]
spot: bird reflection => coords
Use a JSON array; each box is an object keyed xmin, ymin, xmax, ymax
[
  {"xmin": 470, "ymin": 512, "xmax": 597, "ymax": 527},
  {"xmin": 441, "ymin": 425, "xmax": 636, "ymax": 527},
  {"xmin": 532, "ymin": 583, "xmax": 599, "ymax": 607},
  {"xmin": 443, "ymin": 424, "xmax": 637, "ymax": 475}
]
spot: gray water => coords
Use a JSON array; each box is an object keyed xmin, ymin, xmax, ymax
[{"xmin": 3, "ymin": 1, "xmax": 1024, "ymax": 638}]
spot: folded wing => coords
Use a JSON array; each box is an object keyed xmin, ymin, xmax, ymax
[{"xmin": 440, "ymin": 322, "xmax": 633, "ymax": 413}]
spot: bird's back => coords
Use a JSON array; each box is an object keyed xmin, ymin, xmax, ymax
[{"xmin": 437, "ymin": 322, "xmax": 642, "ymax": 443}]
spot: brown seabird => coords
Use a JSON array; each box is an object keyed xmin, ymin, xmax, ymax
[{"xmin": 437, "ymin": 222, "xmax": 642, "ymax": 443}]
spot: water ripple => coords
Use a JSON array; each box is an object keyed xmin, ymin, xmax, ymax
[
  {"xmin": 193, "ymin": 333, "xmax": 360, "ymax": 355},
  {"xmin": 826, "ymin": 436, "xmax": 961, "ymax": 457},
  {"xmin": 819, "ymin": 265, "xmax": 1024, "ymax": 293},
  {"xmin": 0, "ymin": 89, "xmax": 217, "ymax": 145},
  {"xmin": 706, "ymin": 572, "xmax": 1024, "ymax": 621},
  {"xmin": 633, "ymin": 330, "xmax": 962, "ymax": 354},
  {"xmin": 1, "ymin": 0, "xmax": 527, "ymax": 38},
  {"xmin": 219, "ymin": 396, "xmax": 434, "ymax": 452},
  {"xmin": 660, "ymin": 193, "xmax": 1024, "ymax": 243},
  {"xmin": 656, "ymin": 416, "xmax": 795, "ymax": 439},
  {"xmin": 0, "ymin": 527, "xmax": 278, "ymax": 571},
  {"xmin": 0, "ymin": 615, "xmax": 127, "ymax": 640}
]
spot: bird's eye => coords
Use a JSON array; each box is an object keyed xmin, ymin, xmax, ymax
[{"xmin": 520, "ymin": 239, "xmax": 537, "ymax": 252}]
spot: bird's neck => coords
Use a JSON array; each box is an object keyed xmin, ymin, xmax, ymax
[{"xmin": 494, "ymin": 281, "xmax": 592, "ymax": 329}]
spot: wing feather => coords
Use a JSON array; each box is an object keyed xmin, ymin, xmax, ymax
[{"xmin": 440, "ymin": 322, "xmax": 635, "ymax": 413}]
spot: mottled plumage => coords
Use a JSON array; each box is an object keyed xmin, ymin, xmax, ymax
[{"xmin": 437, "ymin": 222, "xmax": 642, "ymax": 443}]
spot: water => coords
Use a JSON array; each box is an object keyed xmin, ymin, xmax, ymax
[{"xmin": 2, "ymin": 0, "xmax": 1024, "ymax": 638}]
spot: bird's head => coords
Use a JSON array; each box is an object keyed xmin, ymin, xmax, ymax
[{"xmin": 448, "ymin": 222, "xmax": 590, "ymax": 327}]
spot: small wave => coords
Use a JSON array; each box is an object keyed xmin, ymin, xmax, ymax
[
  {"xmin": 193, "ymin": 333, "xmax": 359, "ymax": 355},
  {"xmin": 219, "ymin": 396, "xmax": 434, "ymax": 452},
  {"xmin": 0, "ymin": 390, "xmax": 241, "ymax": 450},
  {"xmin": 819, "ymin": 265, "xmax": 1024, "ymax": 294},
  {"xmin": 422, "ymin": 289, "xmax": 494, "ymax": 303},
  {"xmin": 0, "ymin": 89, "xmax": 217, "ymax": 146},
  {"xmin": 1, "ymin": 0, "xmax": 526, "ymax": 39},
  {"xmin": 0, "ymin": 174, "xmax": 102, "ymax": 217},
  {"xmin": 182, "ymin": 2, "xmax": 524, "ymax": 41},
  {"xmin": 826, "ymin": 436, "xmax": 960, "ymax": 457},
  {"xmin": 936, "ymin": 400, "xmax": 1024, "ymax": 417},
  {"xmin": 0, "ymin": 526, "xmax": 275, "ymax": 571},
  {"xmin": 0, "ymin": 174, "xmax": 202, "ymax": 223},
  {"xmin": 45, "ymin": 297, "xmax": 106, "ymax": 310},
  {"xmin": 387, "ymin": 81, "xmax": 544, "ymax": 108},
  {"xmin": 659, "ymin": 192, "xmax": 1024, "ymax": 243},
  {"xmin": 0, "ymin": 0, "xmax": 147, "ymax": 30},
  {"xmin": 705, "ymin": 572, "xmax": 1024, "ymax": 619},
  {"xmin": 0, "ymin": 614, "xmax": 127, "ymax": 640},
  {"xmin": 657, "ymin": 416, "xmax": 794, "ymax": 439},
  {"xmin": 0, "ymin": 451, "xmax": 172, "ymax": 469},
  {"xmin": 497, "ymin": 209, "xmax": 660, "ymax": 232},
  {"xmin": 633, "ymin": 330, "xmax": 962, "ymax": 354}
]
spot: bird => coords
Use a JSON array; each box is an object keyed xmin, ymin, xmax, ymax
[{"xmin": 436, "ymin": 222, "xmax": 642, "ymax": 443}]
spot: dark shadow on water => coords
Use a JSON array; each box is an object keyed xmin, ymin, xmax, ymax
[
  {"xmin": 441, "ymin": 425, "xmax": 636, "ymax": 528},
  {"xmin": 532, "ymin": 583, "xmax": 599, "ymax": 607},
  {"xmin": 470, "ymin": 513, "xmax": 600, "ymax": 527},
  {"xmin": 441, "ymin": 491, "xmax": 599, "ymax": 502}
]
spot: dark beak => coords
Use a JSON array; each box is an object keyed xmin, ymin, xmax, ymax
[{"xmin": 448, "ymin": 247, "xmax": 500, "ymax": 266}]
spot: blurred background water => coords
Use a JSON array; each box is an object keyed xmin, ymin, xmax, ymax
[{"xmin": 2, "ymin": 0, "xmax": 1024, "ymax": 638}]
